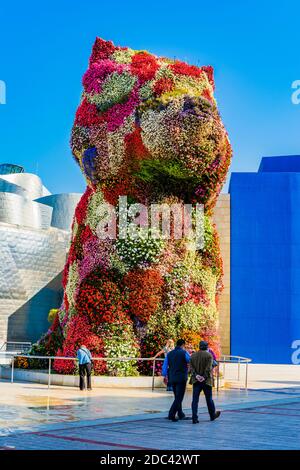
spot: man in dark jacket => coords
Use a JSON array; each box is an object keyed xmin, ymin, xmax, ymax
[
  {"xmin": 162, "ymin": 339, "xmax": 190, "ymax": 422},
  {"xmin": 190, "ymin": 341, "xmax": 221, "ymax": 424}
]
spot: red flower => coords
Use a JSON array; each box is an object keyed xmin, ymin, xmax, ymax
[
  {"xmin": 124, "ymin": 269, "xmax": 163, "ymax": 322},
  {"xmin": 153, "ymin": 77, "xmax": 174, "ymax": 96},
  {"xmin": 53, "ymin": 315, "xmax": 107, "ymax": 375},
  {"xmin": 130, "ymin": 52, "xmax": 159, "ymax": 83},
  {"xmin": 124, "ymin": 125, "xmax": 150, "ymax": 161},
  {"xmin": 75, "ymin": 98, "xmax": 104, "ymax": 127},
  {"xmin": 183, "ymin": 283, "xmax": 210, "ymax": 307},
  {"xmin": 89, "ymin": 37, "xmax": 116, "ymax": 64},
  {"xmin": 102, "ymin": 172, "xmax": 143, "ymax": 206},
  {"xmin": 77, "ymin": 271, "xmax": 130, "ymax": 326},
  {"xmin": 74, "ymin": 187, "xmax": 93, "ymax": 225},
  {"xmin": 169, "ymin": 61, "xmax": 203, "ymax": 78},
  {"xmin": 63, "ymin": 292, "xmax": 69, "ymax": 313},
  {"xmin": 80, "ymin": 225, "xmax": 94, "ymax": 245}
]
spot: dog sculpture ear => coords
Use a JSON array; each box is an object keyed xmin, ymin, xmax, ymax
[{"xmin": 89, "ymin": 37, "xmax": 117, "ymax": 64}]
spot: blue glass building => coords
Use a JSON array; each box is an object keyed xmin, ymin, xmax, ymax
[{"xmin": 230, "ymin": 155, "xmax": 300, "ymax": 363}]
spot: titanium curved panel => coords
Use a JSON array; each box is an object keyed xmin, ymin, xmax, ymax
[
  {"xmin": 0, "ymin": 193, "xmax": 52, "ymax": 229},
  {"xmin": 36, "ymin": 193, "xmax": 82, "ymax": 230},
  {"xmin": 0, "ymin": 173, "xmax": 44, "ymax": 199},
  {"xmin": 0, "ymin": 177, "xmax": 29, "ymax": 198},
  {"xmin": 0, "ymin": 223, "xmax": 69, "ymax": 343},
  {"xmin": 42, "ymin": 185, "xmax": 51, "ymax": 197}
]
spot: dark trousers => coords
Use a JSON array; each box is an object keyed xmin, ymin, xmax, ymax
[
  {"xmin": 166, "ymin": 372, "xmax": 173, "ymax": 391},
  {"xmin": 192, "ymin": 382, "xmax": 216, "ymax": 420},
  {"xmin": 168, "ymin": 381, "xmax": 186, "ymax": 419},
  {"xmin": 79, "ymin": 363, "xmax": 92, "ymax": 390}
]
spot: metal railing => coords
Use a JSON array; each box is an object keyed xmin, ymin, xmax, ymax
[
  {"xmin": 4, "ymin": 353, "xmax": 251, "ymax": 391},
  {"xmin": 8, "ymin": 354, "xmax": 164, "ymax": 390},
  {"xmin": 216, "ymin": 355, "xmax": 252, "ymax": 391}
]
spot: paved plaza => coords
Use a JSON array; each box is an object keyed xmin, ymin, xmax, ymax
[{"xmin": 0, "ymin": 379, "xmax": 300, "ymax": 450}]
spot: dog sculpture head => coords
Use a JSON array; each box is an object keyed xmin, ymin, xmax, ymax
[{"xmin": 71, "ymin": 38, "xmax": 231, "ymax": 209}]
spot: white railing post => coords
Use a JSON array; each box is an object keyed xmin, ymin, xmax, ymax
[
  {"xmin": 11, "ymin": 355, "xmax": 14, "ymax": 383},
  {"xmin": 152, "ymin": 358, "xmax": 156, "ymax": 391},
  {"xmin": 48, "ymin": 358, "xmax": 51, "ymax": 389},
  {"xmin": 245, "ymin": 361, "xmax": 249, "ymax": 390}
]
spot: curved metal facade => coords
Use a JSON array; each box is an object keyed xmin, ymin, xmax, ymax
[
  {"xmin": 0, "ymin": 163, "xmax": 82, "ymax": 344},
  {"xmin": 0, "ymin": 177, "xmax": 28, "ymax": 198},
  {"xmin": 36, "ymin": 193, "xmax": 82, "ymax": 230},
  {"xmin": 0, "ymin": 223, "xmax": 69, "ymax": 343},
  {"xmin": 0, "ymin": 193, "xmax": 53, "ymax": 229},
  {"xmin": 0, "ymin": 170, "xmax": 78, "ymax": 231},
  {"xmin": 0, "ymin": 173, "xmax": 45, "ymax": 200}
]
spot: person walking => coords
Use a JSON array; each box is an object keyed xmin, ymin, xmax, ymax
[
  {"xmin": 190, "ymin": 340, "xmax": 221, "ymax": 424},
  {"xmin": 162, "ymin": 339, "xmax": 190, "ymax": 421},
  {"xmin": 154, "ymin": 339, "xmax": 175, "ymax": 391},
  {"xmin": 77, "ymin": 344, "xmax": 93, "ymax": 391}
]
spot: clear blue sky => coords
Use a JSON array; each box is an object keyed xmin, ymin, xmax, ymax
[{"xmin": 0, "ymin": 0, "xmax": 299, "ymax": 194}]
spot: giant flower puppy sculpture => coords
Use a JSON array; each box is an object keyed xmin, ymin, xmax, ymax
[{"xmin": 39, "ymin": 38, "xmax": 232, "ymax": 375}]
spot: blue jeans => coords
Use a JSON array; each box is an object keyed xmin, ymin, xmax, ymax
[
  {"xmin": 168, "ymin": 381, "xmax": 186, "ymax": 419},
  {"xmin": 192, "ymin": 382, "xmax": 216, "ymax": 420}
]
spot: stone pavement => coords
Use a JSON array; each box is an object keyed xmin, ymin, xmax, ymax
[
  {"xmin": 0, "ymin": 379, "xmax": 278, "ymax": 434},
  {"xmin": 0, "ymin": 380, "xmax": 300, "ymax": 450}
]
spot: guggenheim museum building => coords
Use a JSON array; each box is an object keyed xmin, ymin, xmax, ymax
[{"xmin": 0, "ymin": 163, "xmax": 81, "ymax": 346}]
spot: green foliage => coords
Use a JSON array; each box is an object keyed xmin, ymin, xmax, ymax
[
  {"xmin": 24, "ymin": 342, "xmax": 50, "ymax": 370},
  {"xmin": 147, "ymin": 307, "xmax": 177, "ymax": 340},
  {"xmin": 134, "ymin": 159, "xmax": 199, "ymax": 199},
  {"xmin": 176, "ymin": 301, "xmax": 205, "ymax": 332},
  {"xmin": 89, "ymin": 72, "xmax": 136, "ymax": 112},
  {"xmin": 203, "ymin": 216, "xmax": 214, "ymax": 253},
  {"xmin": 99, "ymin": 324, "xmax": 140, "ymax": 377}
]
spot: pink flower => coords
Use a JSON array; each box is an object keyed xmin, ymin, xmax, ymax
[
  {"xmin": 83, "ymin": 60, "xmax": 126, "ymax": 93},
  {"xmin": 105, "ymin": 87, "xmax": 139, "ymax": 132},
  {"xmin": 79, "ymin": 237, "xmax": 115, "ymax": 281}
]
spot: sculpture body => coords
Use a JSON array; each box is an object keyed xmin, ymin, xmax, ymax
[{"xmin": 37, "ymin": 38, "xmax": 232, "ymax": 375}]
